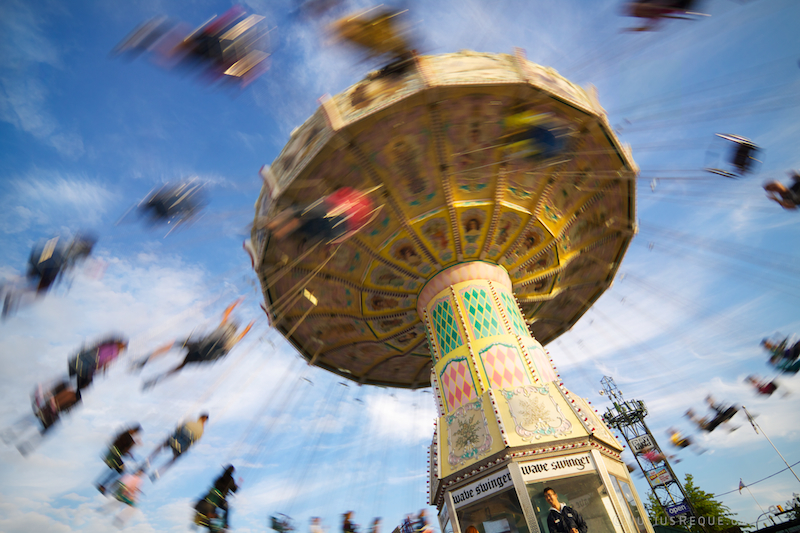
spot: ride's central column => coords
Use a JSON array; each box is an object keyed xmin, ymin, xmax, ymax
[
  {"xmin": 417, "ymin": 262, "xmax": 558, "ymax": 424},
  {"xmin": 417, "ymin": 262, "xmax": 650, "ymax": 533}
]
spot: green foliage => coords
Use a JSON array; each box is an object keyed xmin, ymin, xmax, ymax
[
  {"xmin": 645, "ymin": 474, "xmax": 740, "ymax": 533},
  {"xmin": 782, "ymin": 495, "xmax": 800, "ymax": 521}
]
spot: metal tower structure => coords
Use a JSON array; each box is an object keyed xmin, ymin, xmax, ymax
[{"xmin": 600, "ymin": 376, "xmax": 698, "ymax": 523}]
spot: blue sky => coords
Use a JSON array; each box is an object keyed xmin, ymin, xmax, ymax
[{"xmin": 0, "ymin": 0, "xmax": 798, "ymax": 531}]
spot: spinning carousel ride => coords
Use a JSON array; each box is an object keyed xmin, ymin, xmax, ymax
[{"xmin": 254, "ymin": 49, "xmax": 649, "ymax": 533}]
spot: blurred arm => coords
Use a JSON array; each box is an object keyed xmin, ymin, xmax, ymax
[
  {"xmin": 232, "ymin": 320, "xmax": 255, "ymax": 345},
  {"xmin": 221, "ymin": 297, "xmax": 245, "ymax": 324}
]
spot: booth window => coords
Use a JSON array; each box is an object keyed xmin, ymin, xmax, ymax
[
  {"xmin": 441, "ymin": 504, "xmax": 454, "ymax": 533},
  {"xmin": 455, "ymin": 487, "xmax": 530, "ymax": 533},
  {"xmin": 526, "ymin": 473, "xmax": 618, "ymax": 533},
  {"xmin": 443, "ymin": 516, "xmax": 454, "ymax": 533},
  {"xmin": 610, "ymin": 476, "xmax": 647, "ymax": 533}
]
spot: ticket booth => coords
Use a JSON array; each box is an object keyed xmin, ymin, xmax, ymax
[{"xmin": 435, "ymin": 443, "xmax": 652, "ymax": 533}]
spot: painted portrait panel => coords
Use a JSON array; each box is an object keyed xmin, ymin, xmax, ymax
[
  {"xmin": 363, "ymin": 292, "xmax": 414, "ymax": 314},
  {"xmin": 329, "ymin": 244, "xmax": 368, "ymax": 280},
  {"xmin": 417, "ymin": 215, "xmax": 454, "ymax": 264},
  {"xmin": 302, "ymin": 278, "xmax": 359, "ymax": 314},
  {"xmin": 564, "ymin": 203, "xmax": 612, "ymax": 250},
  {"xmin": 270, "ymin": 274, "xmax": 356, "ymax": 316},
  {"xmin": 558, "ymin": 255, "xmax": 606, "ymax": 287},
  {"xmin": 515, "ymin": 275, "xmax": 554, "ymax": 300},
  {"xmin": 369, "ymin": 312, "xmax": 418, "ymax": 335},
  {"xmin": 292, "ymin": 148, "xmax": 367, "ymax": 197},
  {"xmin": 440, "ymin": 94, "xmax": 509, "ymax": 199},
  {"xmin": 388, "ymin": 237, "xmax": 432, "ymax": 276},
  {"xmin": 358, "ymin": 210, "xmax": 399, "ymax": 251},
  {"xmin": 502, "ymin": 224, "xmax": 550, "ymax": 267},
  {"xmin": 503, "ymin": 158, "xmax": 550, "ymax": 203},
  {"xmin": 512, "ymin": 247, "xmax": 557, "ymax": 281},
  {"xmin": 295, "ymin": 239, "xmax": 367, "ymax": 284},
  {"xmin": 594, "ymin": 232, "xmax": 626, "ymax": 263},
  {"xmin": 367, "ymin": 263, "xmax": 417, "ymax": 291},
  {"xmin": 537, "ymin": 293, "xmax": 584, "ymax": 324},
  {"xmin": 486, "ymin": 209, "xmax": 526, "ymax": 259},
  {"xmin": 279, "ymin": 315, "xmax": 371, "ymax": 357},
  {"xmin": 307, "ymin": 317, "xmax": 372, "ymax": 345},
  {"xmin": 357, "ymin": 106, "xmax": 442, "ymax": 214},
  {"xmin": 541, "ymin": 168, "xmax": 600, "ymax": 229},
  {"xmin": 386, "ymin": 322, "xmax": 426, "ymax": 350},
  {"xmin": 459, "ymin": 207, "xmax": 488, "ymax": 257}
]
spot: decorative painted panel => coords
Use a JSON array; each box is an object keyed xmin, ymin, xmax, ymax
[
  {"xmin": 500, "ymin": 384, "xmax": 573, "ymax": 441},
  {"xmin": 478, "ymin": 343, "xmax": 531, "ymax": 390},
  {"xmin": 511, "ymin": 247, "xmax": 558, "ymax": 282},
  {"xmin": 499, "ymin": 290, "xmax": 529, "ymax": 337},
  {"xmin": 501, "ymin": 224, "xmax": 552, "ymax": 268},
  {"xmin": 460, "ymin": 285, "xmax": 503, "ymax": 340},
  {"xmin": 364, "ymin": 260, "xmax": 419, "ymax": 292},
  {"xmin": 385, "ymin": 322, "xmax": 426, "ymax": 351},
  {"xmin": 458, "ymin": 206, "xmax": 489, "ymax": 257},
  {"xmin": 386, "ymin": 235, "xmax": 434, "ymax": 276},
  {"xmin": 439, "ymin": 357, "xmax": 477, "ymax": 412},
  {"xmin": 524, "ymin": 340, "xmax": 557, "ymax": 383},
  {"xmin": 485, "ymin": 208, "xmax": 528, "ymax": 260},
  {"xmin": 368, "ymin": 312, "xmax": 418, "ymax": 336},
  {"xmin": 362, "ymin": 292, "xmax": 414, "ymax": 315},
  {"xmin": 431, "ymin": 295, "xmax": 464, "ymax": 355},
  {"xmin": 445, "ymin": 398, "xmax": 493, "ymax": 467},
  {"xmin": 299, "ymin": 316, "xmax": 373, "ymax": 345},
  {"xmin": 438, "ymin": 94, "xmax": 510, "ymax": 202},
  {"xmin": 355, "ymin": 105, "xmax": 444, "ymax": 219},
  {"xmin": 415, "ymin": 212, "xmax": 455, "ymax": 264}
]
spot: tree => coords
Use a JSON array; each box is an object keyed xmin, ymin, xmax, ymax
[
  {"xmin": 782, "ymin": 494, "xmax": 800, "ymax": 521},
  {"xmin": 645, "ymin": 474, "xmax": 740, "ymax": 533}
]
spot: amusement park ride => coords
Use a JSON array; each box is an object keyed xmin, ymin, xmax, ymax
[
  {"xmin": 601, "ymin": 377, "xmax": 697, "ymax": 525},
  {"xmin": 3, "ymin": 2, "xmax": 798, "ymax": 530},
  {"xmin": 253, "ymin": 48, "xmax": 652, "ymax": 533}
]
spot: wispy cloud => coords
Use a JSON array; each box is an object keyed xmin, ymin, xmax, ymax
[
  {"xmin": 365, "ymin": 391, "xmax": 437, "ymax": 444},
  {"xmin": 0, "ymin": 173, "xmax": 116, "ymax": 235},
  {"xmin": 0, "ymin": 1, "xmax": 84, "ymax": 158}
]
